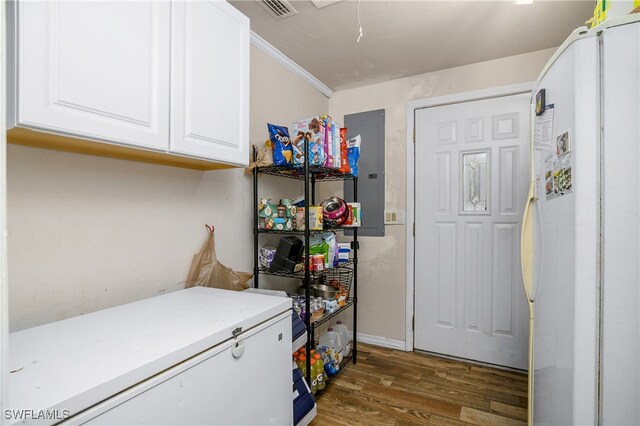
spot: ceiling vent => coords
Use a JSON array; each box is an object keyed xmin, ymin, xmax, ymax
[{"xmin": 257, "ymin": 0, "xmax": 298, "ymax": 20}]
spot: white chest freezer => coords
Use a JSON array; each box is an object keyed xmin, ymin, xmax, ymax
[{"xmin": 8, "ymin": 287, "xmax": 293, "ymax": 425}]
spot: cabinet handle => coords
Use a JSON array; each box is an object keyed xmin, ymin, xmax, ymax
[{"xmin": 232, "ymin": 340, "xmax": 245, "ymax": 359}]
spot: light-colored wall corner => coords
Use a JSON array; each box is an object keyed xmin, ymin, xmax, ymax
[
  {"xmin": 328, "ymin": 47, "xmax": 557, "ymax": 344},
  {"xmin": 7, "ymin": 45, "xmax": 328, "ymax": 332}
]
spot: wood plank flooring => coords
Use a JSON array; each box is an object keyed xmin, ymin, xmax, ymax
[{"xmin": 311, "ymin": 343, "xmax": 527, "ymax": 426}]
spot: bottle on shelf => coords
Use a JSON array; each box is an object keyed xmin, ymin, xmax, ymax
[
  {"xmin": 313, "ymin": 353, "xmax": 327, "ymax": 391},
  {"xmin": 318, "ymin": 327, "xmax": 344, "ymax": 363},
  {"xmin": 297, "ymin": 354, "xmax": 307, "ymax": 378},
  {"xmin": 310, "ymin": 358, "xmax": 318, "ymax": 393},
  {"xmin": 334, "ymin": 321, "xmax": 351, "ymax": 357}
]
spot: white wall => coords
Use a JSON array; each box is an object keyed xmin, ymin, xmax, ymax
[
  {"xmin": 7, "ymin": 46, "xmax": 328, "ymax": 332},
  {"xmin": 7, "ymin": 42, "xmax": 556, "ymax": 343},
  {"xmin": 328, "ymin": 47, "xmax": 556, "ymax": 343}
]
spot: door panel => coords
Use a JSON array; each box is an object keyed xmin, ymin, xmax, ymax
[
  {"xmin": 601, "ymin": 22, "xmax": 640, "ymax": 425},
  {"xmin": 170, "ymin": 0, "xmax": 249, "ymax": 165},
  {"xmin": 414, "ymin": 93, "xmax": 530, "ymax": 369},
  {"xmin": 343, "ymin": 109, "xmax": 386, "ymax": 236},
  {"xmin": 17, "ymin": 1, "xmax": 170, "ymax": 150},
  {"xmin": 70, "ymin": 314, "xmax": 292, "ymax": 425}
]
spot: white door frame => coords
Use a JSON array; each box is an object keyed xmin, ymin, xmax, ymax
[{"xmin": 404, "ymin": 82, "xmax": 534, "ymax": 352}]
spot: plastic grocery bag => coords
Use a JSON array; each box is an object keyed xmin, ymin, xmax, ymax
[{"xmin": 186, "ymin": 225, "xmax": 252, "ymax": 291}]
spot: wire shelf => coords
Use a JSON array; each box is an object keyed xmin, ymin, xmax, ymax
[
  {"xmin": 322, "ymin": 267, "xmax": 354, "ymax": 296},
  {"xmin": 256, "ymin": 165, "xmax": 356, "ymax": 182},
  {"xmin": 258, "ymin": 261, "xmax": 354, "ymax": 281},
  {"xmin": 257, "ymin": 227, "xmax": 350, "ymax": 235},
  {"xmin": 314, "ymin": 353, "xmax": 354, "ymax": 395},
  {"xmin": 311, "ymin": 298, "xmax": 354, "ymax": 329},
  {"xmin": 253, "ymin": 149, "xmax": 359, "ymax": 386}
]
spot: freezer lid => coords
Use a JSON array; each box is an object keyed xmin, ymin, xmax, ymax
[{"xmin": 8, "ymin": 287, "xmax": 291, "ymax": 424}]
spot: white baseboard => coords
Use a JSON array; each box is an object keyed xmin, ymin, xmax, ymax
[{"xmin": 350, "ymin": 332, "xmax": 407, "ymax": 351}]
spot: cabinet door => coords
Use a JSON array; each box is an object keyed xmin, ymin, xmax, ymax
[
  {"xmin": 69, "ymin": 313, "xmax": 292, "ymax": 425},
  {"xmin": 16, "ymin": 1, "xmax": 171, "ymax": 151},
  {"xmin": 170, "ymin": 1, "xmax": 250, "ymax": 166}
]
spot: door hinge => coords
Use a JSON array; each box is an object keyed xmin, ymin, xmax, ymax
[
  {"xmin": 413, "ymin": 127, "xmax": 416, "ymax": 143},
  {"xmin": 413, "ymin": 222, "xmax": 415, "ymax": 237},
  {"xmin": 412, "ymin": 316, "xmax": 415, "ymax": 331}
]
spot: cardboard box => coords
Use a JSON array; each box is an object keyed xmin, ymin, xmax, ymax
[{"xmin": 291, "ymin": 117, "xmax": 326, "ymax": 166}]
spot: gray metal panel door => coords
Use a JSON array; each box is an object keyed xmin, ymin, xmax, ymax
[{"xmin": 344, "ymin": 109, "xmax": 385, "ymax": 237}]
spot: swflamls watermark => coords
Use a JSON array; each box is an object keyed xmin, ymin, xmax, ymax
[{"xmin": 4, "ymin": 409, "xmax": 71, "ymax": 421}]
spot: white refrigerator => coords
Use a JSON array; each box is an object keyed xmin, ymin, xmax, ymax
[{"xmin": 521, "ymin": 15, "xmax": 640, "ymax": 425}]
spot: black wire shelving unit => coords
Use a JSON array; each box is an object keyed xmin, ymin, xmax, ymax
[{"xmin": 252, "ymin": 155, "xmax": 358, "ymax": 389}]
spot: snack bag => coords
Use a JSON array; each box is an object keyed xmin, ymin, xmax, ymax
[
  {"xmin": 267, "ymin": 123, "xmax": 293, "ymax": 166},
  {"xmin": 291, "ymin": 117, "xmax": 326, "ymax": 166},
  {"xmin": 338, "ymin": 128, "xmax": 351, "ymax": 174},
  {"xmin": 347, "ymin": 134, "xmax": 361, "ymax": 177},
  {"xmin": 309, "ymin": 237, "xmax": 330, "ymax": 265},
  {"xmin": 323, "ymin": 232, "xmax": 338, "ymax": 267}
]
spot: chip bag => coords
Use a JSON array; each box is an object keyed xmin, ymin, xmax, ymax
[
  {"xmin": 338, "ymin": 128, "xmax": 351, "ymax": 174},
  {"xmin": 267, "ymin": 123, "xmax": 293, "ymax": 166},
  {"xmin": 347, "ymin": 134, "xmax": 361, "ymax": 177}
]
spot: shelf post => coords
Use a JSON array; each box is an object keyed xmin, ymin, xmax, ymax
[
  {"xmin": 253, "ymin": 154, "xmax": 259, "ymax": 289},
  {"xmin": 353, "ymin": 175, "xmax": 358, "ymax": 364},
  {"xmin": 304, "ymin": 138, "xmax": 312, "ymax": 387}
]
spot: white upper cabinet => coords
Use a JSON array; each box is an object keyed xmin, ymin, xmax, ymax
[
  {"xmin": 14, "ymin": 1, "xmax": 171, "ymax": 151},
  {"xmin": 9, "ymin": 0, "xmax": 250, "ymax": 168},
  {"xmin": 170, "ymin": 1, "xmax": 250, "ymax": 166}
]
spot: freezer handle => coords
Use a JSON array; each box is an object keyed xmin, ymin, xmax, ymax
[{"xmin": 521, "ymin": 184, "xmax": 535, "ymax": 305}]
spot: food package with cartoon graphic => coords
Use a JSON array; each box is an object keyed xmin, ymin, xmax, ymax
[
  {"xmin": 267, "ymin": 123, "xmax": 293, "ymax": 166},
  {"xmin": 291, "ymin": 131, "xmax": 307, "ymax": 166},
  {"xmin": 291, "ymin": 117, "xmax": 326, "ymax": 167}
]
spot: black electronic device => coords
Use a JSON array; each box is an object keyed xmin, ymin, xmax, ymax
[{"xmin": 269, "ymin": 236, "xmax": 304, "ymax": 273}]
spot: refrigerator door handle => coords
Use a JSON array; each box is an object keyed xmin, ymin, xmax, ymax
[{"xmin": 521, "ymin": 183, "xmax": 536, "ymax": 305}]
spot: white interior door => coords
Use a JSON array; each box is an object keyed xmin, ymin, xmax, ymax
[{"xmin": 414, "ymin": 93, "xmax": 530, "ymax": 369}]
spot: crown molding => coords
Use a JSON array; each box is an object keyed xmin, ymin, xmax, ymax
[{"xmin": 250, "ymin": 31, "xmax": 334, "ymax": 98}]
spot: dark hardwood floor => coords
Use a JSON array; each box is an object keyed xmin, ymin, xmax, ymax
[{"xmin": 311, "ymin": 343, "xmax": 527, "ymax": 425}]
